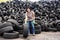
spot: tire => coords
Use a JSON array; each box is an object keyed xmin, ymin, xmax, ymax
[
  {"xmin": 57, "ymin": 23, "xmax": 60, "ymax": 31},
  {"xmin": 35, "ymin": 25, "xmax": 41, "ymax": 34},
  {"xmin": 18, "ymin": 20, "xmax": 23, "ymax": 23},
  {"xmin": 18, "ymin": 25, "xmax": 23, "ymax": 30},
  {"xmin": 0, "ymin": 22, "xmax": 12, "ymax": 29},
  {"xmin": 55, "ymin": 20, "xmax": 60, "ymax": 24},
  {"xmin": 55, "ymin": 20, "xmax": 60, "ymax": 31},
  {"xmin": 35, "ymin": 29, "xmax": 41, "ymax": 34},
  {"xmin": 18, "ymin": 30, "xmax": 23, "ymax": 34},
  {"xmin": 0, "ymin": 26, "xmax": 13, "ymax": 34},
  {"xmin": 35, "ymin": 17, "xmax": 40, "ymax": 20},
  {"xmin": 0, "ymin": 17, "xmax": 2, "ymax": 22},
  {"xmin": 7, "ymin": 19, "xmax": 19, "ymax": 27},
  {"xmin": 0, "ymin": 22, "xmax": 3, "ymax": 26},
  {"xmin": 7, "ymin": 19, "xmax": 20, "ymax": 31},
  {"xmin": 3, "ymin": 31, "xmax": 19, "ymax": 39},
  {"xmin": 35, "ymin": 25, "xmax": 41, "ymax": 30},
  {"xmin": 48, "ymin": 28, "xmax": 57, "ymax": 32},
  {"xmin": 49, "ymin": 21, "xmax": 56, "ymax": 28},
  {"xmin": 35, "ymin": 20, "xmax": 41, "ymax": 25},
  {"xmin": 23, "ymin": 24, "xmax": 28, "ymax": 38},
  {"xmin": 4, "ymin": 16, "xmax": 9, "ymax": 21},
  {"xmin": 34, "ymin": 23, "xmax": 41, "ymax": 34},
  {"xmin": 41, "ymin": 23, "xmax": 47, "ymax": 31},
  {"xmin": 34, "ymin": 23, "xmax": 38, "ymax": 26}
]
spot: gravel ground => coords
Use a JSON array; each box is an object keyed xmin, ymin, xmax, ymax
[{"xmin": 0, "ymin": 32, "xmax": 60, "ymax": 40}]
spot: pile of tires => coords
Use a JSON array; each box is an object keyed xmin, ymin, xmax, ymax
[
  {"xmin": 0, "ymin": 22, "xmax": 13, "ymax": 35},
  {"xmin": 0, "ymin": 0, "xmax": 60, "ymax": 39},
  {"xmin": 48, "ymin": 21, "xmax": 57, "ymax": 32},
  {"xmin": 0, "ymin": 18, "xmax": 29, "ymax": 39},
  {"xmin": 6, "ymin": 19, "xmax": 29, "ymax": 38}
]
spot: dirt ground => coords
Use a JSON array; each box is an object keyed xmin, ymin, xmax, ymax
[{"xmin": 0, "ymin": 32, "xmax": 60, "ymax": 40}]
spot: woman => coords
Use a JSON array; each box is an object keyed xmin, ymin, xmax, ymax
[{"xmin": 25, "ymin": 7, "xmax": 35, "ymax": 36}]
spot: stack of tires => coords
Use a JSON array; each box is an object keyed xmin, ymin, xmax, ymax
[
  {"xmin": 48, "ymin": 21, "xmax": 57, "ymax": 32},
  {"xmin": 34, "ymin": 23, "xmax": 41, "ymax": 34},
  {"xmin": 0, "ymin": 19, "xmax": 20, "ymax": 39},
  {"xmin": 0, "ymin": 17, "xmax": 29, "ymax": 38},
  {"xmin": 35, "ymin": 17, "xmax": 41, "ymax": 34},
  {"xmin": 0, "ymin": 22, "xmax": 13, "ymax": 35},
  {"xmin": 7, "ymin": 19, "xmax": 28, "ymax": 38},
  {"xmin": 55, "ymin": 20, "xmax": 60, "ymax": 31}
]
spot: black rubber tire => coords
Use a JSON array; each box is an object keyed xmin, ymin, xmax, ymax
[
  {"xmin": 48, "ymin": 28, "xmax": 57, "ymax": 32},
  {"xmin": 7, "ymin": 19, "xmax": 21, "ymax": 31},
  {"xmin": 0, "ymin": 26, "xmax": 13, "ymax": 34},
  {"xmin": 23, "ymin": 24, "xmax": 28, "ymax": 38},
  {"xmin": 7, "ymin": 19, "xmax": 19, "ymax": 27},
  {"xmin": 35, "ymin": 17, "xmax": 40, "ymax": 20},
  {"xmin": 18, "ymin": 30, "xmax": 23, "ymax": 34},
  {"xmin": 34, "ymin": 23, "xmax": 41, "ymax": 34},
  {"xmin": 34, "ymin": 23, "xmax": 38, "ymax": 26},
  {"xmin": 41, "ymin": 23, "xmax": 46, "ymax": 31},
  {"xmin": 35, "ymin": 20, "xmax": 41, "ymax": 24},
  {"xmin": 35, "ymin": 25, "xmax": 41, "ymax": 30},
  {"xmin": 35, "ymin": 25, "xmax": 41, "ymax": 34},
  {"xmin": 55, "ymin": 20, "xmax": 60, "ymax": 24},
  {"xmin": 49, "ymin": 21, "xmax": 56, "ymax": 28},
  {"xmin": 0, "ymin": 17, "xmax": 2, "ymax": 22},
  {"xmin": 0, "ymin": 22, "xmax": 3, "ymax": 26},
  {"xmin": 55, "ymin": 20, "xmax": 60, "ymax": 31},
  {"xmin": 3, "ymin": 31, "xmax": 19, "ymax": 39},
  {"xmin": 0, "ymin": 22, "xmax": 12, "ymax": 29},
  {"xmin": 35, "ymin": 29, "xmax": 41, "ymax": 34},
  {"xmin": 18, "ymin": 25, "xmax": 23, "ymax": 30},
  {"xmin": 57, "ymin": 23, "xmax": 60, "ymax": 31}
]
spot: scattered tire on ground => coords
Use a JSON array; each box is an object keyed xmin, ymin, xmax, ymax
[{"xmin": 3, "ymin": 31, "xmax": 19, "ymax": 39}]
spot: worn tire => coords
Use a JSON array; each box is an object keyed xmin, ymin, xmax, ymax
[
  {"xmin": 0, "ymin": 22, "xmax": 12, "ymax": 29},
  {"xmin": 35, "ymin": 25, "xmax": 41, "ymax": 30},
  {"xmin": 23, "ymin": 24, "xmax": 28, "ymax": 38},
  {"xmin": 35, "ymin": 29, "xmax": 41, "ymax": 34},
  {"xmin": 55, "ymin": 20, "xmax": 60, "ymax": 24},
  {"xmin": 57, "ymin": 23, "xmax": 60, "ymax": 31},
  {"xmin": 0, "ymin": 22, "xmax": 3, "ymax": 26},
  {"xmin": 0, "ymin": 26, "xmax": 13, "ymax": 34},
  {"xmin": 7, "ymin": 19, "xmax": 19, "ymax": 27},
  {"xmin": 7, "ymin": 19, "xmax": 20, "ymax": 31},
  {"xmin": 0, "ymin": 17, "xmax": 2, "ymax": 22},
  {"xmin": 18, "ymin": 30, "xmax": 23, "ymax": 34},
  {"xmin": 48, "ymin": 28, "xmax": 57, "ymax": 32},
  {"xmin": 3, "ymin": 31, "xmax": 19, "ymax": 39}
]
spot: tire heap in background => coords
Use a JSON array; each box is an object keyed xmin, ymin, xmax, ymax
[{"xmin": 0, "ymin": 0, "xmax": 60, "ymax": 39}]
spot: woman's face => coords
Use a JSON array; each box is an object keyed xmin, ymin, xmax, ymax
[{"xmin": 27, "ymin": 8, "xmax": 31, "ymax": 12}]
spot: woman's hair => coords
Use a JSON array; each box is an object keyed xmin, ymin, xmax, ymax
[
  {"xmin": 26, "ymin": 6, "xmax": 32, "ymax": 10},
  {"xmin": 27, "ymin": 6, "xmax": 31, "ymax": 9}
]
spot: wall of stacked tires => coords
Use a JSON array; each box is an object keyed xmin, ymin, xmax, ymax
[{"xmin": 0, "ymin": 0, "xmax": 60, "ymax": 39}]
